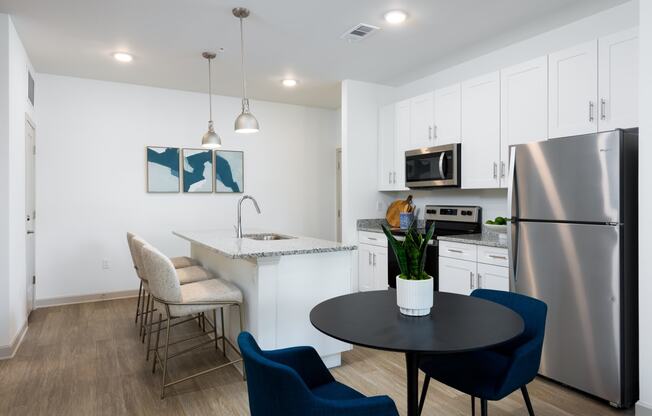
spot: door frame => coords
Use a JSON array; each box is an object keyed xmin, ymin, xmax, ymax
[
  {"xmin": 25, "ymin": 114, "xmax": 36, "ymax": 315},
  {"xmin": 335, "ymin": 148, "xmax": 342, "ymax": 243}
]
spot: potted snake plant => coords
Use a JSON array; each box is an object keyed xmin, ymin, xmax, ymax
[{"xmin": 382, "ymin": 221, "xmax": 436, "ymax": 316}]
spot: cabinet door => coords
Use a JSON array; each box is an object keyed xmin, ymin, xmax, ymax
[
  {"xmin": 433, "ymin": 84, "xmax": 461, "ymax": 145},
  {"xmin": 549, "ymin": 41, "xmax": 598, "ymax": 138},
  {"xmin": 378, "ymin": 104, "xmax": 396, "ymax": 191},
  {"xmin": 358, "ymin": 245, "xmax": 375, "ymax": 292},
  {"xmin": 438, "ymin": 257, "xmax": 476, "ymax": 296},
  {"xmin": 500, "ymin": 56, "xmax": 548, "ymax": 188},
  {"xmin": 372, "ymin": 246, "xmax": 388, "ymax": 290},
  {"xmin": 598, "ymin": 28, "xmax": 638, "ymax": 131},
  {"xmin": 394, "ymin": 100, "xmax": 411, "ymax": 190},
  {"xmin": 477, "ymin": 262, "xmax": 509, "ymax": 292},
  {"xmin": 409, "ymin": 92, "xmax": 434, "ymax": 150},
  {"xmin": 461, "ymin": 72, "xmax": 501, "ymax": 189}
]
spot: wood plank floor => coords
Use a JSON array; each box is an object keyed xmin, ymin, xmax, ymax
[{"xmin": 0, "ymin": 298, "xmax": 634, "ymax": 416}]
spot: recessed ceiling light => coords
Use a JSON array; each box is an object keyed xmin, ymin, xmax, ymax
[
  {"xmin": 112, "ymin": 52, "xmax": 133, "ymax": 63},
  {"xmin": 384, "ymin": 10, "xmax": 407, "ymax": 24},
  {"xmin": 282, "ymin": 79, "xmax": 298, "ymax": 87}
]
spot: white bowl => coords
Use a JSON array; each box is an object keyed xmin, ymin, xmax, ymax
[{"xmin": 484, "ymin": 223, "xmax": 507, "ymax": 234}]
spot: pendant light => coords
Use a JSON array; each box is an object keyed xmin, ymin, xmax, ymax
[
  {"xmin": 201, "ymin": 51, "xmax": 222, "ymax": 148},
  {"xmin": 233, "ymin": 7, "xmax": 260, "ymax": 134}
]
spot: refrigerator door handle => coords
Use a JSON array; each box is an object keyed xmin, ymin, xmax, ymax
[
  {"xmin": 507, "ymin": 147, "xmax": 519, "ymax": 289},
  {"xmin": 507, "ymin": 146, "xmax": 517, "ymax": 219}
]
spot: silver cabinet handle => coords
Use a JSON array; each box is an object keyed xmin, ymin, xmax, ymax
[
  {"xmin": 589, "ymin": 101, "xmax": 595, "ymax": 122},
  {"xmin": 447, "ymin": 249, "xmax": 463, "ymax": 254},
  {"xmin": 493, "ymin": 162, "xmax": 498, "ymax": 179},
  {"xmin": 389, "ymin": 172, "xmax": 392, "ymax": 184},
  {"xmin": 428, "ymin": 125, "xmax": 433, "ymax": 140},
  {"xmin": 500, "ymin": 161, "xmax": 506, "ymax": 179},
  {"xmin": 368, "ymin": 252, "xmax": 372, "ymax": 265},
  {"xmin": 433, "ymin": 124, "xmax": 437, "ymax": 139},
  {"xmin": 600, "ymin": 98, "xmax": 606, "ymax": 120},
  {"xmin": 393, "ymin": 171, "xmax": 396, "ymax": 184},
  {"xmin": 373, "ymin": 253, "xmax": 377, "ymax": 266},
  {"xmin": 477, "ymin": 273, "xmax": 482, "ymax": 288},
  {"xmin": 470, "ymin": 272, "xmax": 475, "ymax": 290},
  {"xmin": 489, "ymin": 254, "xmax": 507, "ymax": 260}
]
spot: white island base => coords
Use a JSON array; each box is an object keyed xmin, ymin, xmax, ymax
[{"xmin": 175, "ymin": 230, "xmax": 355, "ymax": 370}]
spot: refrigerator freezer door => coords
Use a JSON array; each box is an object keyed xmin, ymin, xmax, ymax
[
  {"xmin": 513, "ymin": 130, "xmax": 621, "ymax": 223},
  {"xmin": 515, "ymin": 221, "xmax": 622, "ymax": 403}
]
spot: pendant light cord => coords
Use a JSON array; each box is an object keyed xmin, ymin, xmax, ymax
[
  {"xmin": 208, "ymin": 57, "xmax": 213, "ymax": 122},
  {"xmin": 239, "ymin": 16, "xmax": 248, "ymax": 111}
]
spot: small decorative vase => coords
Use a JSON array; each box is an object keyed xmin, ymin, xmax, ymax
[{"xmin": 396, "ymin": 276, "xmax": 434, "ymax": 316}]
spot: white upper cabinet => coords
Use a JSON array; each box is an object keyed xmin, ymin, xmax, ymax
[
  {"xmin": 394, "ymin": 100, "xmax": 410, "ymax": 190},
  {"xmin": 598, "ymin": 27, "xmax": 639, "ymax": 131},
  {"xmin": 433, "ymin": 83, "xmax": 462, "ymax": 145},
  {"xmin": 378, "ymin": 104, "xmax": 396, "ymax": 191},
  {"xmin": 500, "ymin": 56, "xmax": 549, "ymax": 188},
  {"xmin": 409, "ymin": 92, "xmax": 434, "ymax": 149},
  {"xmin": 461, "ymin": 71, "xmax": 501, "ymax": 189},
  {"xmin": 548, "ymin": 40, "xmax": 598, "ymax": 138}
]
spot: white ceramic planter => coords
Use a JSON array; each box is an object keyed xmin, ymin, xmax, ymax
[{"xmin": 396, "ymin": 276, "xmax": 434, "ymax": 316}]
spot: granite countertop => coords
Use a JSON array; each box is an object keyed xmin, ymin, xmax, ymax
[
  {"xmin": 437, "ymin": 233, "xmax": 508, "ymax": 249},
  {"xmin": 357, "ymin": 218, "xmax": 426, "ymax": 233},
  {"xmin": 173, "ymin": 229, "xmax": 357, "ymax": 259}
]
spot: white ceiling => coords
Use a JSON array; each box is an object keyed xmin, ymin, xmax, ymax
[{"xmin": 0, "ymin": 0, "xmax": 630, "ymax": 108}]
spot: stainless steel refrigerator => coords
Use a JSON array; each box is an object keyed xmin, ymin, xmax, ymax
[{"xmin": 508, "ymin": 129, "xmax": 638, "ymax": 408}]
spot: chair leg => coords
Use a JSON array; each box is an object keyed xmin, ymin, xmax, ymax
[
  {"xmin": 212, "ymin": 309, "xmax": 219, "ymax": 351},
  {"xmin": 135, "ymin": 281, "xmax": 143, "ymax": 324},
  {"xmin": 142, "ymin": 294, "xmax": 151, "ymax": 343},
  {"xmin": 220, "ymin": 308, "xmax": 226, "ymax": 357},
  {"xmin": 521, "ymin": 386, "xmax": 535, "ymax": 416},
  {"xmin": 480, "ymin": 399, "xmax": 488, "ymax": 416},
  {"xmin": 471, "ymin": 396, "xmax": 475, "ymax": 416},
  {"xmin": 161, "ymin": 311, "xmax": 171, "ymax": 399},
  {"xmin": 238, "ymin": 304, "xmax": 246, "ymax": 381},
  {"xmin": 152, "ymin": 312, "xmax": 162, "ymax": 373},
  {"xmin": 417, "ymin": 376, "xmax": 430, "ymax": 416},
  {"xmin": 139, "ymin": 289, "xmax": 147, "ymax": 338}
]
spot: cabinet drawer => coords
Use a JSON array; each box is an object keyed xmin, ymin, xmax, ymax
[
  {"xmin": 358, "ymin": 231, "xmax": 387, "ymax": 247},
  {"xmin": 477, "ymin": 245, "xmax": 509, "ymax": 267},
  {"xmin": 439, "ymin": 241, "xmax": 477, "ymax": 262}
]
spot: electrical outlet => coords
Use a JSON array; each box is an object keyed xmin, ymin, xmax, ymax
[{"xmin": 102, "ymin": 260, "xmax": 110, "ymax": 270}]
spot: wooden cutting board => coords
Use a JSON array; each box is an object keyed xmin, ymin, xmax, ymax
[{"xmin": 385, "ymin": 195, "xmax": 414, "ymax": 228}]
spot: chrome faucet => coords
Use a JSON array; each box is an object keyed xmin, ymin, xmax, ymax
[{"xmin": 236, "ymin": 195, "xmax": 261, "ymax": 238}]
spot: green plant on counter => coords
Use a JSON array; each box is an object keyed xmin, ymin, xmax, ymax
[
  {"xmin": 381, "ymin": 221, "xmax": 436, "ymax": 281},
  {"xmin": 486, "ymin": 216, "xmax": 508, "ymax": 225}
]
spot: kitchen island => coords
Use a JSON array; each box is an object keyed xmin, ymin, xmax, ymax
[{"xmin": 173, "ymin": 229, "xmax": 357, "ymax": 368}]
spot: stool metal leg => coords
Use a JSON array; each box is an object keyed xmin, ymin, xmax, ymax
[
  {"xmin": 146, "ymin": 299, "xmax": 156, "ymax": 361},
  {"xmin": 161, "ymin": 308, "xmax": 172, "ymax": 399},
  {"xmin": 220, "ymin": 308, "xmax": 226, "ymax": 357},
  {"xmin": 135, "ymin": 280, "xmax": 143, "ymax": 324},
  {"xmin": 152, "ymin": 312, "xmax": 162, "ymax": 373},
  {"xmin": 212, "ymin": 309, "xmax": 219, "ymax": 351},
  {"xmin": 142, "ymin": 294, "xmax": 151, "ymax": 343}
]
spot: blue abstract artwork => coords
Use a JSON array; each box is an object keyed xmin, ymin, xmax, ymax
[
  {"xmin": 147, "ymin": 146, "xmax": 180, "ymax": 192},
  {"xmin": 182, "ymin": 149, "xmax": 213, "ymax": 193},
  {"xmin": 215, "ymin": 150, "xmax": 244, "ymax": 193}
]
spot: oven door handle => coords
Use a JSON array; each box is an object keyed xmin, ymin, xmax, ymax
[{"xmin": 438, "ymin": 152, "xmax": 445, "ymax": 179}]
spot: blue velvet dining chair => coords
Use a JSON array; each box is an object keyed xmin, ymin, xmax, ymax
[
  {"xmin": 238, "ymin": 332, "xmax": 399, "ymax": 416},
  {"xmin": 417, "ymin": 289, "xmax": 547, "ymax": 416}
]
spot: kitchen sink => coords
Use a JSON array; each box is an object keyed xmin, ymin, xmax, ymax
[{"xmin": 243, "ymin": 233, "xmax": 295, "ymax": 241}]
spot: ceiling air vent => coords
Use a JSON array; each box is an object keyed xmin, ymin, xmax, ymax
[{"xmin": 341, "ymin": 23, "xmax": 380, "ymax": 42}]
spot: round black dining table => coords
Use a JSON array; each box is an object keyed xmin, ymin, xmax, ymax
[{"xmin": 310, "ymin": 290, "xmax": 525, "ymax": 416}]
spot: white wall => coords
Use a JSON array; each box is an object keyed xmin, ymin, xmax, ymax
[
  {"xmin": 35, "ymin": 74, "xmax": 338, "ymax": 302},
  {"xmin": 0, "ymin": 14, "xmax": 35, "ymax": 349},
  {"xmin": 638, "ymin": 0, "xmax": 652, "ymax": 413}
]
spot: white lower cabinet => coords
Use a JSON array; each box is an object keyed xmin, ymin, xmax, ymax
[
  {"xmin": 358, "ymin": 232, "xmax": 388, "ymax": 292},
  {"xmin": 438, "ymin": 243, "xmax": 509, "ymax": 295}
]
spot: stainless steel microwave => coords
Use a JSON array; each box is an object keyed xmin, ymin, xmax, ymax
[{"xmin": 405, "ymin": 143, "xmax": 461, "ymax": 188}]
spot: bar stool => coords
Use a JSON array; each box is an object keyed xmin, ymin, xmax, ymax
[{"xmin": 140, "ymin": 244, "xmax": 244, "ymax": 398}]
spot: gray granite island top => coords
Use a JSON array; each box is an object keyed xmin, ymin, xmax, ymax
[
  {"xmin": 173, "ymin": 229, "xmax": 357, "ymax": 259},
  {"xmin": 437, "ymin": 233, "xmax": 507, "ymax": 249}
]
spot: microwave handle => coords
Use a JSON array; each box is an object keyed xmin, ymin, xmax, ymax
[{"xmin": 438, "ymin": 152, "xmax": 445, "ymax": 179}]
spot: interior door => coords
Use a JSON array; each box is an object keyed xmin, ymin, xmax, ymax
[
  {"xmin": 461, "ymin": 71, "xmax": 501, "ymax": 189},
  {"xmin": 378, "ymin": 104, "xmax": 395, "ymax": 190},
  {"xmin": 548, "ymin": 40, "xmax": 598, "ymax": 138},
  {"xmin": 514, "ymin": 221, "xmax": 622, "ymax": 403},
  {"xmin": 438, "ymin": 257, "xmax": 475, "ymax": 296},
  {"xmin": 409, "ymin": 92, "xmax": 434, "ymax": 149},
  {"xmin": 433, "ymin": 83, "xmax": 461, "ymax": 145},
  {"xmin": 25, "ymin": 120, "xmax": 36, "ymax": 314},
  {"xmin": 500, "ymin": 56, "xmax": 548, "ymax": 188},
  {"xmin": 598, "ymin": 27, "xmax": 639, "ymax": 131}
]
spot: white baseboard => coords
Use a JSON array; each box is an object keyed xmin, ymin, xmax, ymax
[
  {"xmin": 0, "ymin": 320, "xmax": 28, "ymax": 360},
  {"xmin": 34, "ymin": 289, "xmax": 139, "ymax": 309},
  {"xmin": 637, "ymin": 402, "xmax": 652, "ymax": 415}
]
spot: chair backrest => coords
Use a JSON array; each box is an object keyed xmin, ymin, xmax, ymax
[
  {"xmin": 130, "ymin": 235, "xmax": 149, "ymax": 281},
  {"xmin": 140, "ymin": 244, "xmax": 182, "ymax": 303},
  {"xmin": 237, "ymin": 332, "xmax": 313, "ymax": 416},
  {"xmin": 126, "ymin": 232, "xmax": 144, "ymax": 280},
  {"xmin": 471, "ymin": 289, "xmax": 547, "ymax": 347}
]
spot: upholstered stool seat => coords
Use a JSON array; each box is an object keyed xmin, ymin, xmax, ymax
[
  {"xmin": 176, "ymin": 265, "xmax": 213, "ymax": 285},
  {"xmin": 170, "ymin": 256, "xmax": 199, "ymax": 269},
  {"xmin": 169, "ymin": 278, "xmax": 243, "ymax": 317}
]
